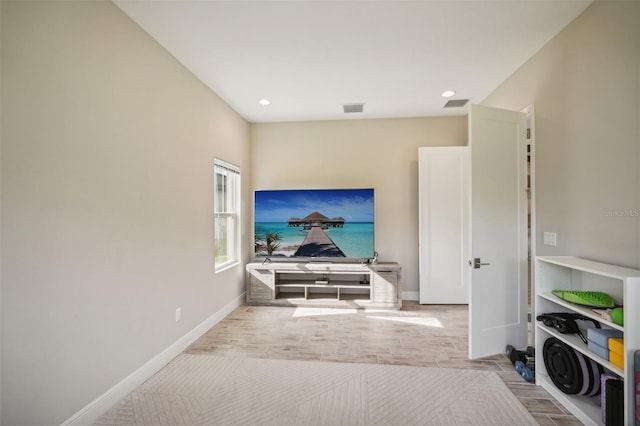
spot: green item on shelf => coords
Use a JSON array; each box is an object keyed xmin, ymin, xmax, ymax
[
  {"xmin": 551, "ymin": 290, "xmax": 615, "ymax": 308},
  {"xmin": 611, "ymin": 307, "xmax": 624, "ymax": 326}
]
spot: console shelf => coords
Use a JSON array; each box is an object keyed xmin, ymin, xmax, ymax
[
  {"xmin": 276, "ymin": 282, "xmax": 370, "ymax": 300},
  {"xmin": 535, "ymin": 256, "xmax": 640, "ymax": 426},
  {"xmin": 246, "ymin": 262, "xmax": 401, "ymax": 309}
]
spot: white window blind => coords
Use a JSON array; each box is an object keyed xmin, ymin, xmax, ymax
[{"xmin": 214, "ymin": 159, "xmax": 240, "ymax": 272}]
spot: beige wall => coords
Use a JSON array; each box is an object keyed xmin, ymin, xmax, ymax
[
  {"xmin": 1, "ymin": 2, "xmax": 250, "ymax": 424},
  {"xmin": 482, "ymin": 1, "xmax": 640, "ymax": 269},
  {"xmin": 250, "ymin": 117, "xmax": 468, "ymax": 295}
]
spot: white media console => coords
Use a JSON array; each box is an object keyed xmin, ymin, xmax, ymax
[{"xmin": 245, "ymin": 262, "xmax": 402, "ymax": 309}]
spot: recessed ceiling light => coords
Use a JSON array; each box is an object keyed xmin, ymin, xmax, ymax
[
  {"xmin": 441, "ymin": 90, "xmax": 456, "ymax": 98},
  {"xmin": 258, "ymin": 99, "xmax": 270, "ymax": 106}
]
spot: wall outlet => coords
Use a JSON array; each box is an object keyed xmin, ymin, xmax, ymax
[
  {"xmin": 543, "ymin": 232, "xmax": 557, "ymax": 247},
  {"xmin": 175, "ymin": 308, "xmax": 182, "ymax": 322}
]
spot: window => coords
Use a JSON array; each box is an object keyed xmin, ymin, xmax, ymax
[{"xmin": 214, "ymin": 159, "xmax": 240, "ymax": 272}]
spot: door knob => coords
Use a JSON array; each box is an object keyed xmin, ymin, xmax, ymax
[{"xmin": 472, "ymin": 258, "xmax": 491, "ymax": 269}]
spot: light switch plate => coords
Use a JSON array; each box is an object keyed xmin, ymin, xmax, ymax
[{"xmin": 543, "ymin": 232, "xmax": 557, "ymax": 247}]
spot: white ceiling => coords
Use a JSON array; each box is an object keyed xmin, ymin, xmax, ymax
[{"xmin": 114, "ymin": 0, "xmax": 591, "ymax": 123}]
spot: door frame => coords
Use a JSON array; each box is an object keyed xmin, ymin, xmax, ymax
[{"xmin": 522, "ymin": 104, "xmax": 536, "ymax": 346}]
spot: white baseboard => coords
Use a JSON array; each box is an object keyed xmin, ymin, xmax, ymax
[
  {"xmin": 403, "ymin": 291, "xmax": 419, "ymax": 301},
  {"xmin": 62, "ymin": 293, "xmax": 245, "ymax": 426}
]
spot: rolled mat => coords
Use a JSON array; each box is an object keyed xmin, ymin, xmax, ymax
[{"xmin": 543, "ymin": 337, "xmax": 602, "ymax": 396}]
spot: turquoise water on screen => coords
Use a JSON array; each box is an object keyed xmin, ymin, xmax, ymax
[{"xmin": 254, "ymin": 222, "xmax": 374, "ymax": 258}]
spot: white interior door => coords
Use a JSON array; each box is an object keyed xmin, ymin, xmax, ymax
[
  {"xmin": 468, "ymin": 104, "xmax": 528, "ymax": 360},
  {"xmin": 418, "ymin": 147, "xmax": 469, "ymax": 304}
]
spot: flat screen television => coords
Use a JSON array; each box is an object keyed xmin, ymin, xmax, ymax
[{"xmin": 254, "ymin": 188, "xmax": 374, "ymax": 260}]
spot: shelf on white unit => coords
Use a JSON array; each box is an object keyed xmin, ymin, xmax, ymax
[
  {"xmin": 535, "ymin": 324, "xmax": 623, "ymax": 377},
  {"xmin": 537, "ymin": 256, "xmax": 640, "ymax": 280},
  {"xmin": 538, "ymin": 377, "xmax": 602, "ymax": 426},
  {"xmin": 537, "ymin": 292, "xmax": 623, "ymax": 332}
]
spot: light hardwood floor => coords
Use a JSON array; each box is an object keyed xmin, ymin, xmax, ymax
[{"xmin": 186, "ymin": 301, "xmax": 582, "ymax": 425}]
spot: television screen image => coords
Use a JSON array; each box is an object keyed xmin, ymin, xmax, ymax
[{"xmin": 254, "ymin": 188, "xmax": 374, "ymax": 259}]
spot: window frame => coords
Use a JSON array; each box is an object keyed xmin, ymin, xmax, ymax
[{"xmin": 213, "ymin": 158, "xmax": 241, "ymax": 273}]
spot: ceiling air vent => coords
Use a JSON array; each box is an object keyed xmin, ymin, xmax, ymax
[
  {"xmin": 343, "ymin": 103, "xmax": 364, "ymax": 113},
  {"xmin": 443, "ymin": 99, "xmax": 470, "ymax": 108}
]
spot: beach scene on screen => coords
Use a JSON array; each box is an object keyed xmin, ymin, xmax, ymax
[{"xmin": 254, "ymin": 189, "xmax": 374, "ymax": 258}]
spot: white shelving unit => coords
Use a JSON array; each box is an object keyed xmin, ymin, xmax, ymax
[{"xmin": 535, "ymin": 256, "xmax": 640, "ymax": 425}]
